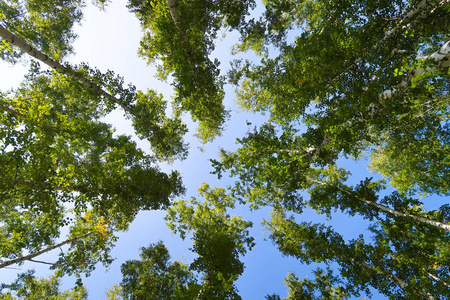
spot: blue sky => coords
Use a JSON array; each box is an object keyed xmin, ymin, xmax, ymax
[{"xmin": 2, "ymin": 0, "xmax": 447, "ymax": 298}]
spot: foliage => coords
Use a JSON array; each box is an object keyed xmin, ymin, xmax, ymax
[
  {"xmin": 0, "ymin": 68, "xmax": 184, "ymax": 220},
  {"xmin": 108, "ymin": 185, "xmax": 254, "ymax": 299},
  {"xmin": 265, "ymin": 208, "xmax": 450, "ymax": 299},
  {"xmin": 165, "ymin": 184, "xmax": 255, "ymax": 299},
  {"xmin": 266, "ymin": 268, "xmax": 351, "ymax": 300},
  {"xmin": 208, "ymin": 1, "xmax": 450, "ymax": 297},
  {"xmin": 0, "ymin": 51, "xmax": 184, "ymax": 281},
  {"xmin": 127, "ymin": 0, "xmax": 256, "ymax": 142},
  {"xmin": 1, "ymin": 0, "xmax": 450, "ymax": 298},
  {"xmin": 119, "ymin": 241, "xmax": 199, "ymax": 300},
  {"xmin": 230, "ymin": 0, "xmax": 450, "ymax": 194},
  {"xmin": 0, "ymin": 270, "xmax": 88, "ymax": 300},
  {"xmin": 0, "ymin": 0, "xmax": 83, "ymax": 62}
]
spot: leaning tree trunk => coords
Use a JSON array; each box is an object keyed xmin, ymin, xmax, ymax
[
  {"xmin": 0, "ymin": 232, "xmax": 92, "ymax": 269},
  {"xmin": 311, "ymin": 179, "xmax": 450, "ymax": 232},
  {"xmin": 328, "ymin": 0, "xmax": 449, "ymax": 87},
  {"xmin": 352, "ymin": 259, "xmax": 436, "ymax": 300},
  {"xmin": 0, "ymin": 24, "xmax": 131, "ymax": 112},
  {"xmin": 165, "ymin": 0, "xmax": 197, "ymax": 73},
  {"xmin": 363, "ymin": 200, "xmax": 450, "ymax": 232},
  {"xmin": 308, "ymin": 37, "xmax": 450, "ymax": 156}
]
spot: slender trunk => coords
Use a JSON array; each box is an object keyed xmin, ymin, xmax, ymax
[
  {"xmin": 0, "ymin": 25, "xmax": 130, "ymax": 112},
  {"xmin": 364, "ymin": 200, "xmax": 450, "ymax": 232},
  {"xmin": 381, "ymin": 39, "xmax": 450, "ymax": 99},
  {"xmin": 353, "ymin": 260, "xmax": 436, "ymax": 300},
  {"xmin": 165, "ymin": 0, "xmax": 189, "ymax": 45},
  {"xmin": 354, "ymin": 260, "xmax": 408, "ymax": 291},
  {"xmin": 328, "ymin": 0, "xmax": 449, "ymax": 87},
  {"xmin": 0, "ymin": 232, "xmax": 92, "ymax": 269},
  {"xmin": 311, "ymin": 179, "xmax": 450, "ymax": 232},
  {"xmin": 165, "ymin": 0, "xmax": 197, "ymax": 72},
  {"xmin": 195, "ymin": 271, "xmax": 211, "ymax": 300},
  {"xmin": 428, "ymin": 272, "xmax": 450, "ymax": 288}
]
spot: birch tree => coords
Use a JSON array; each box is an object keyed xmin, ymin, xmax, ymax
[
  {"xmin": 0, "ymin": 68, "xmax": 184, "ymax": 282},
  {"xmin": 212, "ymin": 123, "xmax": 450, "ymax": 296},
  {"xmin": 230, "ymin": 0, "xmax": 450, "ymax": 194},
  {"xmin": 0, "ymin": 270, "xmax": 88, "ymax": 300},
  {"xmin": 0, "ymin": 209, "xmax": 120, "ymax": 281},
  {"xmin": 0, "ymin": 0, "xmax": 84, "ymax": 62},
  {"xmin": 127, "ymin": 0, "xmax": 255, "ymax": 142},
  {"xmin": 0, "ymin": 24, "xmax": 188, "ymax": 161},
  {"xmin": 265, "ymin": 208, "xmax": 450, "ymax": 299},
  {"xmin": 165, "ymin": 184, "xmax": 255, "ymax": 299},
  {"xmin": 107, "ymin": 185, "xmax": 254, "ymax": 299}
]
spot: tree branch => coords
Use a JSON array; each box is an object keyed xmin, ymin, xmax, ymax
[
  {"xmin": 0, "ymin": 24, "xmax": 132, "ymax": 112},
  {"xmin": 0, "ymin": 232, "xmax": 92, "ymax": 269}
]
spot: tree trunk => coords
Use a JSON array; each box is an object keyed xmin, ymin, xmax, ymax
[
  {"xmin": 0, "ymin": 232, "xmax": 92, "ymax": 269},
  {"xmin": 165, "ymin": 0, "xmax": 197, "ymax": 73},
  {"xmin": 353, "ymin": 259, "xmax": 436, "ymax": 300},
  {"xmin": 311, "ymin": 179, "xmax": 450, "ymax": 232},
  {"xmin": 363, "ymin": 200, "xmax": 450, "ymax": 232},
  {"xmin": 0, "ymin": 24, "xmax": 131, "ymax": 112},
  {"xmin": 428, "ymin": 272, "xmax": 450, "ymax": 288},
  {"xmin": 380, "ymin": 39, "xmax": 450, "ymax": 99},
  {"xmin": 328, "ymin": 0, "xmax": 448, "ymax": 87},
  {"xmin": 165, "ymin": 0, "xmax": 189, "ymax": 45}
]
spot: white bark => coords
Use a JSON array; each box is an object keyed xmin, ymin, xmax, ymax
[
  {"xmin": 329, "ymin": 0, "xmax": 449, "ymax": 86},
  {"xmin": 314, "ymin": 37, "xmax": 450, "ymax": 154},
  {"xmin": 165, "ymin": 0, "xmax": 197, "ymax": 72},
  {"xmin": 0, "ymin": 232, "xmax": 92, "ymax": 269},
  {"xmin": 353, "ymin": 260, "xmax": 436, "ymax": 300},
  {"xmin": 0, "ymin": 24, "xmax": 130, "ymax": 112},
  {"xmin": 311, "ymin": 179, "xmax": 450, "ymax": 232},
  {"xmin": 428, "ymin": 272, "xmax": 450, "ymax": 288},
  {"xmin": 381, "ymin": 40, "xmax": 450, "ymax": 100},
  {"xmin": 165, "ymin": 0, "xmax": 189, "ymax": 45},
  {"xmin": 363, "ymin": 200, "xmax": 450, "ymax": 232}
]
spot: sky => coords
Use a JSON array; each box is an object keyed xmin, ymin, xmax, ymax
[{"xmin": 2, "ymin": 0, "xmax": 446, "ymax": 299}]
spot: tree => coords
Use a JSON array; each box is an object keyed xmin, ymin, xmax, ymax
[
  {"xmin": 1, "ymin": 0, "xmax": 449, "ymax": 298},
  {"xmin": 266, "ymin": 268, "xmax": 351, "ymax": 300},
  {"xmin": 0, "ymin": 67, "xmax": 186, "ymax": 283},
  {"xmin": 1, "ymin": 2, "xmax": 187, "ymax": 282},
  {"xmin": 0, "ymin": 24, "xmax": 188, "ymax": 161},
  {"xmin": 107, "ymin": 185, "xmax": 255, "ymax": 299},
  {"xmin": 127, "ymin": 0, "xmax": 256, "ymax": 142},
  {"xmin": 119, "ymin": 241, "xmax": 199, "ymax": 300},
  {"xmin": 0, "ymin": 0, "xmax": 84, "ymax": 63},
  {"xmin": 230, "ymin": 0, "xmax": 450, "ymax": 194},
  {"xmin": 209, "ymin": 1, "xmax": 450, "ymax": 296},
  {"xmin": 211, "ymin": 123, "xmax": 310, "ymax": 210},
  {"xmin": 212, "ymin": 122, "xmax": 450, "ymax": 297},
  {"xmin": 0, "ymin": 67, "xmax": 184, "ymax": 216},
  {"xmin": 265, "ymin": 208, "xmax": 450, "ymax": 299},
  {"xmin": 165, "ymin": 184, "xmax": 255, "ymax": 299},
  {"xmin": 306, "ymin": 169, "xmax": 450, "ymax": 232},
  {"xmin": 0, "ymin": 270, "xmax": 88, "ymax": 299}
]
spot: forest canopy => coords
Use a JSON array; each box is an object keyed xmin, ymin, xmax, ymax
[{"xmin": 0, "ymin": 0, "xmax": 449, "ymax": 299}]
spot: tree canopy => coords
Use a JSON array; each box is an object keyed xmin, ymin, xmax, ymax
[{"xmin": 0, "ymin": 0, "xmax": 449, "ymax": 299}]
